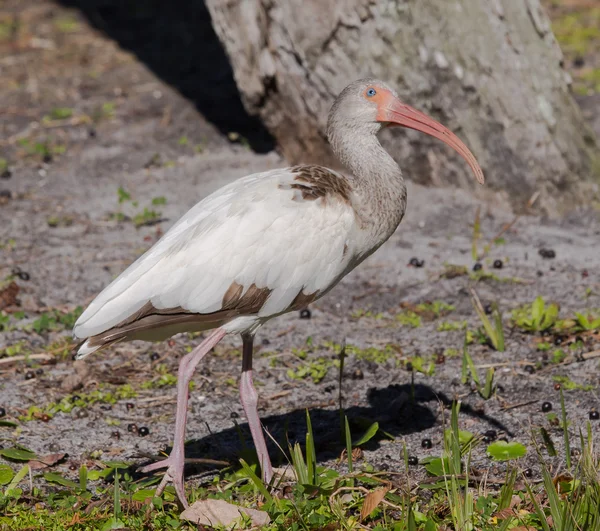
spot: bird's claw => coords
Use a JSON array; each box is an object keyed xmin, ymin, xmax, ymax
[{"xmin": 139, "ymin": 457, "xmax": 188, "ymax": 508}]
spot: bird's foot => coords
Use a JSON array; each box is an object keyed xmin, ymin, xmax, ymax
[{"xmin": 140, "ymin": 456, "xmax": 188, "ymax": 508}]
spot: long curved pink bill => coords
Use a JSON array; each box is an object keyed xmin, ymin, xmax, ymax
[{"xmin": 383, "ymin": 100, "xmax": 485, "ymax": 185}]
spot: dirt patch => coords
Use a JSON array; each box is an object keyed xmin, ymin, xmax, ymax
[{"xmin": 1, "ymin": 0, "xmax": 599, "ymax": 503}]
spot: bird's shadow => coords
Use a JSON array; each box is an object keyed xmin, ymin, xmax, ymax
[
  {"xmin": 56, "ymin": 0, "xmax": 275, "ymax": 153},
  {"xmin": 139, "ymin": 383, "xmax": 511, "ymax": 478}
]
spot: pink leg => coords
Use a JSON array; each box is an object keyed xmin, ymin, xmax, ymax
[
  {"xmin": 140, "ymin": 328, "xmax": 226, "ymax": 508},
  {"xmin": 240, "ymin": 333, "xmax": 273, "ymax": 484}
]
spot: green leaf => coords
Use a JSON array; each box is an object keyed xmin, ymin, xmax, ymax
[
  {"xmin": 353, "ymin": 422, "xmax": 379, "ymax": 447},
  {"xmin": 486, "ymin": 441, "xmax": 527, "ymax": 461},
  {"xmin": 6, "ymin": 464, "xmax": 28, "ymax": 492},
  {"xmin": 132, "ymin": 488, "xmax": 156, "ymax": 502},
  {"xmin": 43, "ymin": 472, "xmax": 80, "ymax": 489},
  {"xmin": 531, "ymin": 296, "xmax": 544, "ymax": 324},
  {"xmin": 422, "ymin": 456, "xmax": 448, "ymax": 476},
  {"xmin": 0, "ymin": 420, "xmax": 18, "ymax": 428},
  {"xmin": 0, "ymin": 464, "xmax": 14, "ymax": 485},
  {"xmin": 79, "ymin": 464, "xmax": 88, "ymax": 491},
  {"xmin": 101, "ymin": 517, "xmax": 126, "ymax": 531},
  {"xmin": 0, "ymin": 447, "xmax": 37, "ymax": 461}
]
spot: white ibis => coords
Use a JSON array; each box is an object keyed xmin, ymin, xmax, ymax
[{"xmin": 73, "ymin": 78, "xmax": 484, "ymax": 507}]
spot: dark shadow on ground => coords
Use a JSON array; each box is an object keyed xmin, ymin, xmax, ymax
[
  {"xmin": 56, "ymin": 0, "xmax": 275, "ymax": 153},
  {"xmin": 137, "ymin": 383, "xmax": 512, "ymax": 478}
]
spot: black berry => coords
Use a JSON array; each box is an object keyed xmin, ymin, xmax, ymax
[
  {"xmin": 17, "ymin": 271, "xmax": 30, "ymax": 281},
  {"xmin": 589, "ymin": 411, "xmax": 599, "ymax": 420},
  {"xmin": 230, "ymin": 411, "xmax": 239, "ymax": 419},
  {"xmin": 524, "ymin": 365, "xmax": 535, "ymax": 374},
  {"xmin": 299, "ymin": 309, "xmax": 311, "ymax": 319},
  {"xmin": 421, "ymin": 438, "xmax": 432, "ymax": 449},
  {"xmin": 523, "ymin": 468, "xmax": 533, "ymax": 478},
  {"xmin": 138, "ymin": 426, "xmax": 150, "ymax": 437},
  {"xmin": 261, "ymin": 338, "xmax": 271, "ymax": 346},
  {"xmin": 127, "ymin": 423, "xmax": 138, "ymax": 433},
  {"xmin": 150, "ymin": 352, "xmax": 160, "ymax": 361},
  {"xmin": 111, "ymin": 430, "xmax": 120, "ymax": 439},
  {"xmin": 493, "ymin": 259, "xmax": 503, "ymax": 269},
  {"xmin": 408, "ymin": 456, "xmax": 418, "ymax": 466},
  {"xmin": 126, "ymin": 403, "xmax": 135, "ymax": 410},
  {"xmin": 409, "ymin": 257, "xmax": 424, "ymax": 267},
  {"xmin": 484, "ymin": 303, "xmax": 493, "ymax": 315},
  {"xmin": 539, "ymin": 248, "xmax": 556, "ymax": 259},
  {"xmin": 472, "ymin": 262, "xmax": 482, "ymax": 272},
  {"xmin": 25, "ymin": 371, "xmax": 35, "ymax": 380},
  {"xmin": 0, "ymin": 407, "xmax": 6, "ymax": 417},
  {"xmin": 541, "ymin": 402, "xmax": 552, "ymax": 412},
  {"xmin": 484, "ymin": 430, "xmax": 497, "ymax": 441}
]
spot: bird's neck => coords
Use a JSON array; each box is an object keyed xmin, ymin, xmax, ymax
[{"xmin": 332, "ymin": 130, "xmax": 407, "ymax": 242}]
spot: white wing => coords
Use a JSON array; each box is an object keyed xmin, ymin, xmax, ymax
[{"xmin": 74, "ymin": 167, "xmax": 359, "ymax": 339}]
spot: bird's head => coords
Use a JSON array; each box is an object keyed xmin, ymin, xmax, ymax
[{"xmin": 327, "ymin": 78, "xmax": 484, "ymax": 184}]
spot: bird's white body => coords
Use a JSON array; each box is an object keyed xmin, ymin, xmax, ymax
[{"xmin": 74, "ymin": 167, "xmax": 372, "ymax": 354}]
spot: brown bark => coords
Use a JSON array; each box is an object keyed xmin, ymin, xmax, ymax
[{"xmin": 205, "ymin": 0, "xmax": 599, "ymax": 213}]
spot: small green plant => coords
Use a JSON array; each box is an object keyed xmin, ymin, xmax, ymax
[
  {"xmin": 132, "ymin": 208, "xmax": 162, "ymax": 227},
  {"xmin": 396, "ymin": 310, "xmax": 421, "ymax": 328},
  {"xmin": 486, "ymin": 441, "xmax": 527, "ymax": 461},
  {"xmin": 44, "ymin": 107, "xmax": 74, "ymax": 121},
  {"xmin": 574, "ymin": 311, "xmax": 600, "ymax": 331},
  {"xmin": 512, "ymin": 296, "xmax": 560, "ymax": 333},
  {"xmin": 461, "ymin": 333, "xmax": 496, "ymax": 399},
  {"xmin": 470, "ymin": 290, "xmax": 505, "ymax": 351},
  {"xmin": 437, "ymin": 320, "xmax": 467, "ymax": 332},
  {"xmin": 113, "ymin": 188, "xmax": 166, "ymax": 228}
]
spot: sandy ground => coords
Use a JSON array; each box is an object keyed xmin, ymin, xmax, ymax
[{"xmin": 1, "ymin": 0, "xmax": 599, "ymax": 493}]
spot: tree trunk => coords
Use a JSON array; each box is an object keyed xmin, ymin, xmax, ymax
[{"xmin": 205, "ymin": 0, "xmax": 599, "ymax": 214}]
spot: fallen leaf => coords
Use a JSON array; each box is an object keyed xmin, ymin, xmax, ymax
[
  {"xmin": 29, "ymin": 453, "xmax": 66, "ymax": 470},
  {"xmin": 360, "ymin": 486, "xmax": 390, "ymax": 521},
  {"xmin": 0, "ymin": 281, "xmax": 19, "ymax": 310},
  {"xmin": 180, "ymin": 499, "xmax": 270, "ymax": 528}
]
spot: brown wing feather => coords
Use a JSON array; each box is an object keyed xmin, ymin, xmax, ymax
[
  {"xmin": 288, "ymin": 165, "xmax": 352, "ymax": 203},
  {"xmin": 79, "ymin": 284, "xmax": 273, "ymax": 353}
]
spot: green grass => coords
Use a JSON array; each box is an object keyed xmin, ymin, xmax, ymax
[{"xmin": 2, "ymin": 393, "xmax": 598, "ymax": 530}]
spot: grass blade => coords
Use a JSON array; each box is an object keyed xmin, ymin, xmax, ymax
[
  {"xmin": 239, "ymin": 458, "xmax": 273, "ymax": 502},
  {"xmin": 305, "ymin": 410, "xmax": 317, "ymax": 485},
  {"xmin": 345, "ymin": 416, "xmax": 353, "ymax": 474},
  {"xmin": 559, "ymin": 387, "xmax": 571, "ymax": 470}
]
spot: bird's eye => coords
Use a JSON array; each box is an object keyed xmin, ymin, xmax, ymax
[{"xmin": 366, "ymin": 88, "xmax": 377, "ymax": 97}]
